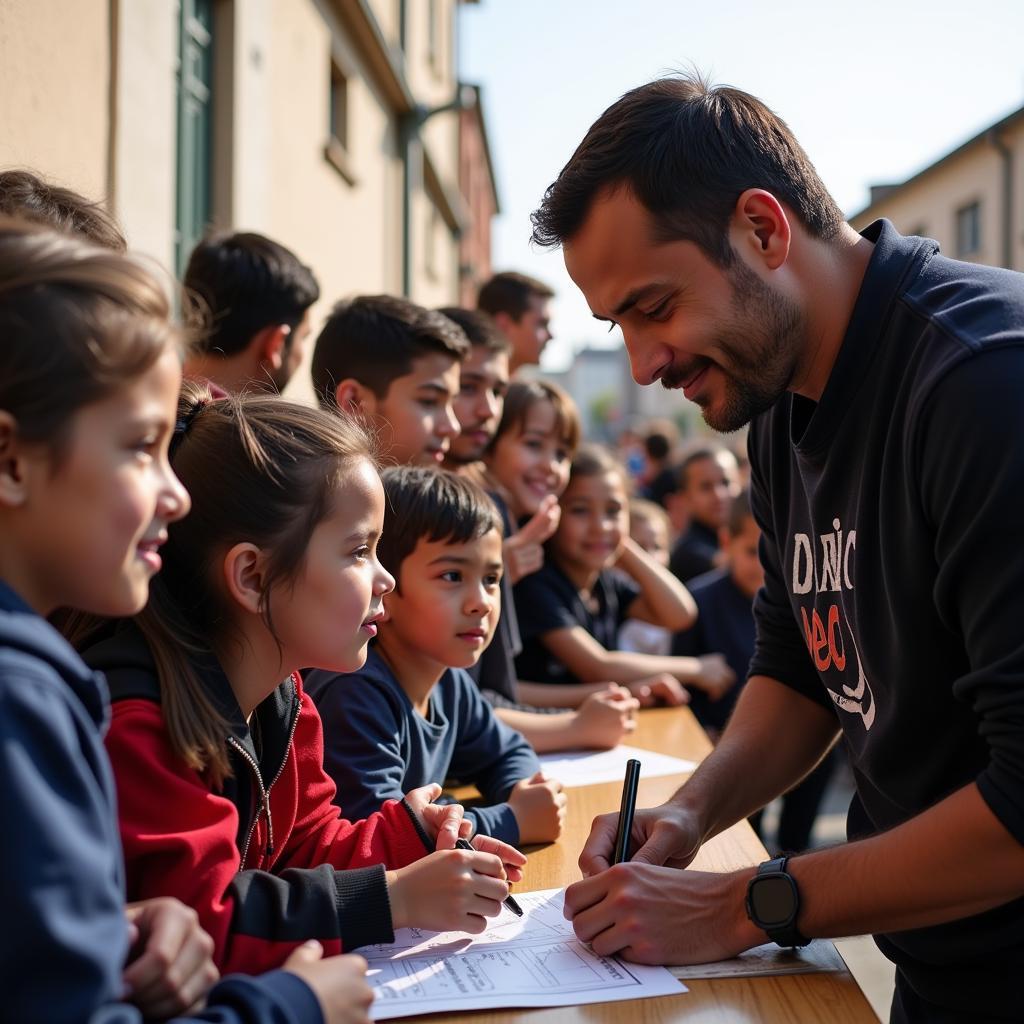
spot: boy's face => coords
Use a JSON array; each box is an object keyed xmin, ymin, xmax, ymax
[
  {"xmin": 382, "ymin": 527, "xmax": 503, "ymax": 671},
  {"xmin": 486, "ymin": 400, "xmax": 572, "ymax": 519},
  {"xmin": 682, "ymin": 452, "xmax": 740, "ymax": 530},
  {"xmin": 370, "ymin": 353, "xmax": 461, "ymax": 467},
  {"xmin": 552, "ymin": 470, "xmax": 629, "ymax": 577},
  {"xmin": 725, "ymin": 516, "xmax": 764, "ymax": 599},
  {"xmin": 630, "ymin": 514, "xmax": 670, "ymax": 567},
  {"xmin": 448, "ymin": 345, "xmax": 510, "ymax": 465}
]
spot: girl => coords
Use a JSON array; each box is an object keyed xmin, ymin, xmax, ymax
[
  {"xmin": 514, "ymin": 445, "xmax": 736, "ymax": 706},
  {"xmin": 0, "ymin": 218, "xmax": 369, "ymax": 1024},
  {"xmin": 73, "ymin": 381, "xmax": 525, "ymax": 978}
]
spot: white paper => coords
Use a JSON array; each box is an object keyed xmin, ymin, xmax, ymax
[
  {"xmin": 358, "ymin": 888, "xmax": 686, "ymax": 1020},
  {"xmin": 538, "ymin": 743, "xmax": 698, "ymax": 788}
]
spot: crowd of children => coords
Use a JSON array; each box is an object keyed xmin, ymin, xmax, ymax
[{"xmin": 0, "ymin": 168, "xmax": 829, "ymax": 1023}]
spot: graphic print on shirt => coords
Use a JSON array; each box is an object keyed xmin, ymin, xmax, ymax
[{"xmin": 791, "ymin": 517, "xmax": 875, "ymax": 730}]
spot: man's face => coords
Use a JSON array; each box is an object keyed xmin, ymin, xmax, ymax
[
  {"xmin": 448, "ymin": 345, "xmax": 510, "ymax": 465},
  {"xmin": 501, "ymin": 295, "xmax": 552, "ymax": 369},
  {"xmin": 564, "ymin": 188, "xmax": 805, "ymax": 433}
]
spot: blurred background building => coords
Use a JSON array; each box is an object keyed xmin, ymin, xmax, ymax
[{"xmin": 0, "ymin": 0, "xmax": 497, "ymax": 400}]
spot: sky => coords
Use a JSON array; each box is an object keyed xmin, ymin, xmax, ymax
[{"xmin": 459, "ymin": 0, "xmax": 1024, "ymax": 370}]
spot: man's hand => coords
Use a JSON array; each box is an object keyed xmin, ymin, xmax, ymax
[
  {"xmin": 563, "ymin": 863, "xmax": 759, "ymax": 965},
  {"xmin": 122, "ymin": 898, "xmax": 218, "ymax": 1018},
  {"xmin": 578, "ymin": 801, "xmax": 702, "ymax": 876},
  {"xmin": 503, "ymin": 495, "xmax": 560, "ymax": 584}
]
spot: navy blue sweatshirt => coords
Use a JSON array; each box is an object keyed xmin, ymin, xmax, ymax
[
  {"xmin": 748, "ymin": 220, "xmax": 1024, "ymax": 1016},
  {"xmin": 0, "ymin": 580, "xmax": 322, "ymax": 1024},
  {"xmin": 306, "ymin": 649, "xmax": 539, "ymax": 844}
]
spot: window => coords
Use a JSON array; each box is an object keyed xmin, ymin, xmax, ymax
[
  {"xmin": 174, "ymin": 0, "xmax": 214, "ymax": 277},
  {"xmin": 956, "ymin": 201, "xmax": 981, "ymax": 257},
  {"xmin": 324, "ymin": 55, "xmax": 356, "ymax": 185}
]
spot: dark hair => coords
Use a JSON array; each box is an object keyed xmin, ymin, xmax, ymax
[
  {"xmin": 477, "ymin": 271, "xmax": 554, "ymax": 321},
  {"xmin": 184, "ymin": 232, "xmax": 319, "ymax": 358},
  {"xmin": 312, "ymin": 294, "xmax": 469, "ymax": 408},
  {"xmin": 437, "ymin": 306, "xmax": 511, "ymax": 355},
  {"xmin": 490, "ymin": 379, "xmax": 581, "ymax": 455},
  {"xmin": 676, "ymin": 445, "xmax": 725, "ymax": 492},
  {"xmin": 726, "ymin": 487, "xmax": 754, "ymax": 537},
  {"xmin": 567, "ymin": 444, "xmax": 626, "ymax": 485},
  {"xmin": 0, "ymin": 216, "xmax": 177, "ymax": 459},
  {"xmin": 76, "ymin": 380, "xmax": 378, "ymax": 787},
  {"xmin": 0, "ymin": 169, "xmax": 127, "ymax": 251},
  {"xmin": 377, "ymin": 466, "xmax": 500, "ymax": 589},
  {"xmin": 531, "ymin": 74, "xmax": 844, "ymax": 265},
  {"xmin": 643, "ymin": 419, "xmax": 678, "ymax": 461}
]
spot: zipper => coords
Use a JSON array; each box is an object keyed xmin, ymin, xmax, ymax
[{"xmin": 227, "ymin": 692, "xmax": 302, "ymax": 868}]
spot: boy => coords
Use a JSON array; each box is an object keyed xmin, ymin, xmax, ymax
[
  {"xmin": 312, "ymin": 295, "xmax": 466, "ymax": 466},
  {"xmin": 477, "ymin": 270, "xmax": 554, "ymax": 373},
  {"xmin": 672, "ymin": 490, "xmax": 834, "ymax": 852},
  {"xmin": 183, "ymin": 232, "xmax": 320, "ymax": 396},
  {"xmin": 306, "ymin": 467, "xmax": 566, "ymax": 846},
  {"xmin": 668, "ymin": 445, "xmax": 741, "ymax": 582}
]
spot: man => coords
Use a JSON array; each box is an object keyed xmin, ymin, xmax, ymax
[
  {"xmin": 532, "ymin": 74, "xmax": 1024, "ymax": 1023},
  {"xmin": 183, "ymin": 232, "xmax": 319, "ymax": 394},
  {"xmin": 667, "ymin": 445, "xmax": 740, "ymax": 582},
  {"xmin": 477, "ymin": 270, "xmax": 554, "ymax": 372}
]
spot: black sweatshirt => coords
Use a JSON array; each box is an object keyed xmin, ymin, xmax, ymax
[{"xmin": 748, "ymin": 219, "xmax": 1024, "ymax": 1016}]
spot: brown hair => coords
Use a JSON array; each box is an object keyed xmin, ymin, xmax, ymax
[
  {"xmin": 0, "ymin": 216, "xmax": 177, "ymax": 460},
  {"xmin": 567, "ymin": 444, "xmax": 627, "ymax": 487},
  {"xmin": 0, "ymin": 170, "xmax": 127, "ymax": 251},
  {"xmin": 629, "ymin": 497, "xmax": 670, "ymax": 534},
  {"xmin": 436, "ymin": 306, "xmax": 511, "ymax": 355},
  {"xmin": 490, "ymin": 379, "xmax": 581, "ymax": 456},
  {"xmin": 128, "ymin": 381, "xmax": 376, "ymax": 786},
  {"xmin": 531, "ymin": 73, "xmax": 844, "ymax": 266},
  {"xmin": 477, "ymin": 271, "xmax": 554, "ymax": 321},
  {"xmin": 312, "ymin": 294, "xmax": 468, "ymax": 408}
]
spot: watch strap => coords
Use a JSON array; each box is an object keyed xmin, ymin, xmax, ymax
[{"xmin": 749, "ymin": 856, "xmax": 811, "ymax": 948}]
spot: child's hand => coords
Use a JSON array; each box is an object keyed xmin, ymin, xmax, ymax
[
  {"xmin": 503, "ymin": 495, "xmax": 560, "ymax": 584},
  {"xmin": 404, "ymin": 782, "xmax": 468, "ymax": 850},
  {"xmin": 574, "ymin": 686, "xmax": 639, "ymax": 749},
  {"xmin": 466, "ymin": 832, "xmax": 527, "ymax": 884},
  {"xmin": 282, "ymin": 943, "xmax": 374, "ymax": 1024},
  {"xmin": 626, "ymin": 673, "xmax": 690, "ymax": 707},
  {"xmin": 508, "ymin": 770, "xmax": 567, "ymax": 844},
  {"xmin": 386, "ymin": 848, "xmax": 511, "ymax": 933},
  {"xmin": 690, "ymin": 654, "xmax": 736, "ymax": 701}
]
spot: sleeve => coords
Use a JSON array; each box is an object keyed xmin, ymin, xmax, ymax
[
  {"xmin": 914, "ymin": 347, "xmax": 1024, "ymax": 845},
  {"xmin": 669, "ymin": 536, "xmax": 714, "ymax": 583},
  {"xmin": 670, "ymin": 609, "xmax": 707, "ymax": 658},
  {"xmin": 309, "ymin": 672, "xmax": 418, "ymax": 825},
  {"xmin": 513, "ymin": 568, "xmax": 579, "ymax": 642},
  {"xmin": 746, "ymin": 420, "xmax": 833, "ymax": 710},
  {"xmin": 0, "ymin": 666, "xmax": 130, "ymax": 1024},
  {"xmin": 448, "ymin": 672, "xmax": 540, "ymax": 843},
  {"xmin": 105, "ymin": 700, "xmax": 408, "ymax": 975}
]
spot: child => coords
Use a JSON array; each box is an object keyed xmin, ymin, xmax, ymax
[
  {"xmin": 311, "ymin": 293, "xmax": 467, "ymax": 466},
  {"xmin": 0, "ymin": 218, "xmax": 370, "ymax": 1023},
  {"xmin": 74, "ymin": 382, "xmax": 525, "ymax": 978},
  {"xmin": 672, "ymin": 490, "xmax": 835, "ymax": 853},
  {"xmin": 307, "ymin": 467, "xmax": 567, "ymax": 846},
  {"xmin": 514, "ymin": 445, "xmax": 736, "ymax": 705},
  {"xmin": 618, "ymin": 499, "xmax": 674, "ymax": 656},
  {"xmin": 442, "ymin": 316, "xmax": 637, "ymax": 751}
]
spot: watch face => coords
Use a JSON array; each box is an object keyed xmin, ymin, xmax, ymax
[{"xmin": 752, "ymin": 875, "xmax": 796, "ymax": 926}]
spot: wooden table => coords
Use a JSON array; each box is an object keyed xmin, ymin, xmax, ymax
[{"xmin": 449, "ymin": 707, "xmax": 878, "ymax": 1023}]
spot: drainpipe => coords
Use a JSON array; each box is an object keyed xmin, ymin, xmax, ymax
[{"xmin": 987, "ymin": 128, "xmax": 1014, "ymax": 270}]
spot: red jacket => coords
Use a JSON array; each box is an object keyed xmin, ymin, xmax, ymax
[{"xmin": 85, "ymin": 624, "xmax": 430, "ymax": 975}]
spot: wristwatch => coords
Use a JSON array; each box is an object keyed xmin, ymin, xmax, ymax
[{"xmin": 745, "ymin": 856, "xmax": 811, "ymax": 948}]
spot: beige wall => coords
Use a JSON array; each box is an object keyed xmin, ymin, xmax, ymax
[{"xmin": 0, "ymin": 0, "xmax": 110, "ymax": 205}]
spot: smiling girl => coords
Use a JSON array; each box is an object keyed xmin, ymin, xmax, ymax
[{"xmin": 70, "ymin": 381, "xmax": 525, "ymax": 977}]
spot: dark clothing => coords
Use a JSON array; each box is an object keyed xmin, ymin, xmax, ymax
[
  {"xmin": 747, "ymin": 219, "xmax": 1024, "ymax": 1017},
  {"xmin": 307, "ymin": 649, "xmax": 540, "ymax": 845},
  {"xmin": 669, "ymin": 520, "xmax": 720, "ymax": 583},
  {"xmin": 0, "ymin": 580, "xmax": 322, "ymax": 1024},
  {"xmin": 672, "ymin": 568, "xmax": 753, "ymax": 731},
  {"xmin": 84, "ymin": 623, "xmax": 429, "ymax": 973},
  {"xmin": 513, "ymin": 562, "xmax": 641, "ymax": 686}
]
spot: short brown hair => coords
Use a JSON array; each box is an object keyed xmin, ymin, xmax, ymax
[
  {"xmin": 491, "ymin": 379, "xmax": 581, "ymax": 456},
  {"xmin": 437, "ymin": 306, "xmax": 510, "ymax": 355},
  {"xmin": 0, "ymin": 216, "xmax": 176, "ymax": 458},
  {"xmin": 312, "ymin": 294, "xmax": 469, "ymax": 408},
  {"xmin": 0, "ymin": 169, "xmax": 127, "ymax": 251},
  {"xmin": 477, "ymin": 271, "xmax": 554, "ymax": 321},
  {"xmin": 531, "ymin": 74, "xmax": 843, "ymax": 265}
]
